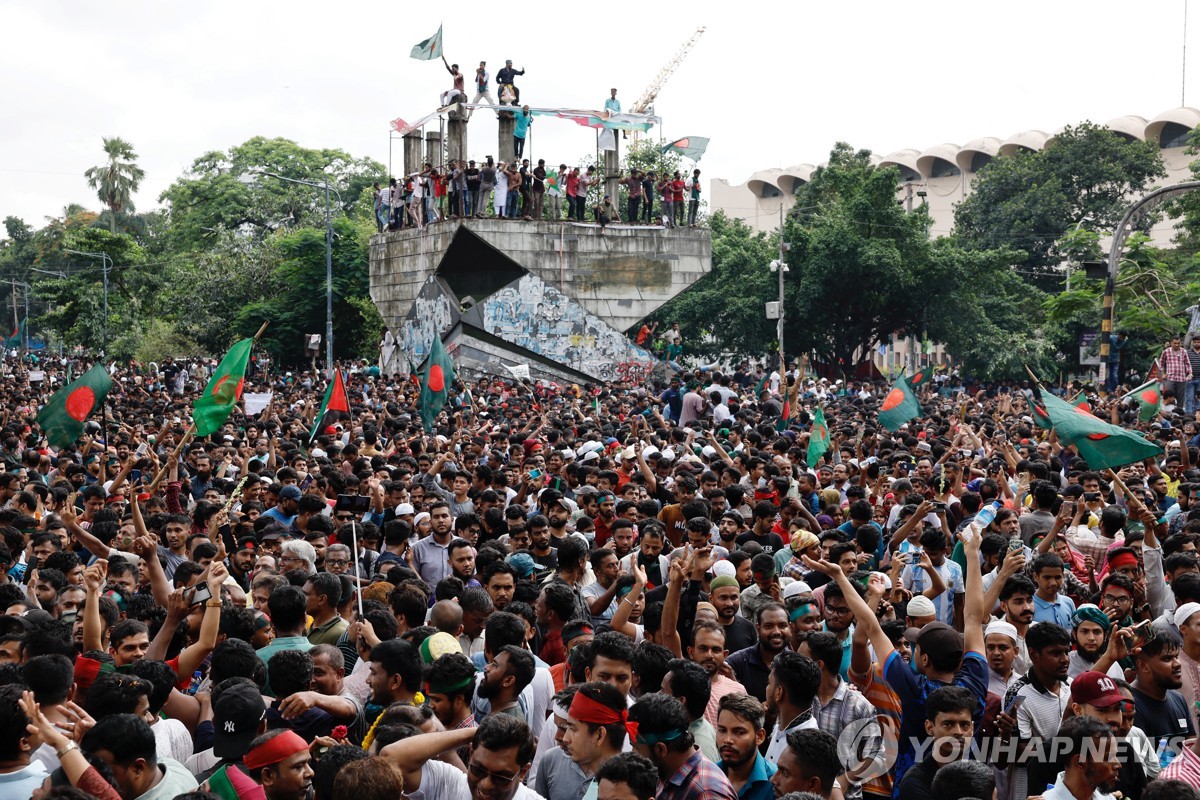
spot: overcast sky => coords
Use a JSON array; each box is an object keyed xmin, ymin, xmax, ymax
[{"xmin": 1, "ymin": 0, "xmax": 1195, "ymax": 233}]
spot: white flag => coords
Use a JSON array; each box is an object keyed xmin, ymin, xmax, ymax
[
  {"xmin": 503, "ymin": 363, "xmax": 531, "ymax": 380},
  {"xmin": 244, "ymin": 392, "xmax": 273, "ymax": 416}
]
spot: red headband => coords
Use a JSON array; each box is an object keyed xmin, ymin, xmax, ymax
[
  {"xmin": 244, "ymin": 730, "xmax": 309, "ymax": 769},
  {"xmin": 568, "ymin": 692, "xmax": 639, "ymax": 742},
  {"xmin": 1108, "ymin": 552, "xmax": 1139, "ymax": 571}
]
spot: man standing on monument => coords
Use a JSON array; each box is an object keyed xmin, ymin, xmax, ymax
[
  {"xmin": 497, "ymin": 60, "xmax": 525, "ymax": 105},
  {"xmin": 473, "ymin": 61, "xmax": 495, "ymax": 105}
]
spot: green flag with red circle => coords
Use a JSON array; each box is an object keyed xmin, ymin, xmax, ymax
[
  {"xmin": 418, "ymin": 335, "xmax": 456, "ymax": 432},
  {"xmin": 878, "ymin": 377, "xmax": 921, "ymax": 432},
  {"xmin": 1120, "ymin": 380, "xmax": 1163, "ymax": 423},
  {"xmin": 36, "ymin": 364, "xmax": 112, "ymax": 449},
  {"xmin": 1040, "ymin": 386, "xmax": 1162, "ymax": 470},
  {"xmin": 806, "ymin": 406, "xmax": 830, "ymax": 466},
  {"xmin": 193, "ymin": 338, "xmax": 254, "ymax": 437}
]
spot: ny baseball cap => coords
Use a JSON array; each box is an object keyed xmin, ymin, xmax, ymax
[{"xmin": 213, "ymin": 681, "xmax": 267, "ymax": 759}]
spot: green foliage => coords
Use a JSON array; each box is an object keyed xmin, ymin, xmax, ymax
[
  {"xmin": 645, "ymin": 211, "xmax": 775, "ymax": 356},
  {"xmin": 954, "ymin": 122, "xmax": 1166, "ymax": 288},
  {"xmin": 232, "ymin": 217, "xmax": 379, "ymax": 364},
  {"xmin": 158, "ymin": 137, "xmax": 385, "ymax": 253},
  {"xmin": 84, "ymin": 137, "xmax": 146, "ymax": 233},
  {"xmin": 1044, "ymin": 232, "xmax": 1200, "ymax": 370}
]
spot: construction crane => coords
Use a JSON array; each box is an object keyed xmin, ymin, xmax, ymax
[{"xmin": 630, "ymin": 26, "xmax": 706, "ymax": 149}]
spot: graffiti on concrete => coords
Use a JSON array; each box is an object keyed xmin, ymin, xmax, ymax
[
  {"xmin": 481, "ymin": 274, "xmax": 655, "ymax": 382},
  {"xmin": 397, "ymin": 277, "xmax": 459, "ymax": 368}
]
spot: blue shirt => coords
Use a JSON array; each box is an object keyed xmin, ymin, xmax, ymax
[
  {"xmin": 1032, "ymin": 593, "xmax": 1076, "ymax": 628},
  {"xmin": 514, "ymin": 113, "xmax": 532, "ymax": 138},
  {"xmin": 261, "ymin": 506, "xmax": 296, "ymax": 527},
  {"xmin": 718, "ymin": 752, "xmax": 776, "ymax": 800}
]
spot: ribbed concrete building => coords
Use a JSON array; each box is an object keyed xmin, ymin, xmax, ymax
[{"xmin": 712, "ymin": 107, "xmax": 1200, "ymax": 244}]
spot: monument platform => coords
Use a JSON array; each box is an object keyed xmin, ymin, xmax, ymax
[{"xmin": 369, "ymin": 218, "xmax": 711, "ymax": 383}]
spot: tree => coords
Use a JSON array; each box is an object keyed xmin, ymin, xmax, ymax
[
  {"xmin": 643, "ymin": 211, "xmax": 776, "ymax": 357},
  {"xmin": 158, "ymin": 137, "xmax": 384, "ymax": 252},
  {"xmin": 232, "ymin": 216, "xmax": 382, "ymax": 365},
  {"xmin": 954, "ymin": 122, "xmax": 1165, "ymax": 289},
  {"xmin": 782, "ymin": 144, "xmax": 933, "ymax": 372},
  {"xmin": 84, "ymin": 138, "xmax": 146, "ymax": 234}
]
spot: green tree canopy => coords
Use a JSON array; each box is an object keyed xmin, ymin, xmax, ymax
[
  {"xmin": 953, "ymin": 122, "xmax": 1165, "ymax": 288},
  {"xmin": 158, "ymin": 136, "xmax": 385, "ymax": 252}
]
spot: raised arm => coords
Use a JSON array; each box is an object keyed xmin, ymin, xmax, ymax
[
  {"xmin": 803, "ymin": 555, "xmax": 893, "ymax": 665},
  {"xmin": 381, "ymin": 727, "xmax": 475, "ymax": 793},
  {"xmin": 610, "ymin": 561, "xmax": 646, "ymax": 640},
  {"xmin": 660, "ymin": 553, "xmax": 690, "ymax": 658}
]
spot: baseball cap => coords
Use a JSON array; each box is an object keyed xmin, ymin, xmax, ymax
[
  {"xmin": 1070, "ymin": 671, "xmax": 1125, "ymax": 709},
  {"xmin": 507, "ymin": 552, "xmax": 544, "ymax": 578},
  {"xmin": 279, "ymin": 485, "xmax": 303, "ymax": 501},
  {"xmin": 903, "ymin": 620, "xmax": 963, "ymax": 657},
  {"xmin": 213, "ymin": 682, "xmax": 267, "ymax": 759},
  {"xmin": 905, "ymin": 595, "xmax": 936, "ymax": 619},
  {"xmin": 258, "ymin": 522, "xmax": 289, "ymax": 541}
]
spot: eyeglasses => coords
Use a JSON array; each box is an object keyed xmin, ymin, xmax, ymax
[
  {"xmin": 467, "ymin": 761, "xmax": 519, "ymax": 788},
  {"xmin": 1102, "ymin": 595, "xmax": 1131, "ymax": 605},
  {"xmin": 825, "ymin": 605, "xmax": 852, "ymax": 616},
  {"xmin": 325, "ymin": 559, "xmax": 349, "ymax": 567},
  {"xmin": 278, "ymin": 555, "xmax": 305, "ymax": 565}
]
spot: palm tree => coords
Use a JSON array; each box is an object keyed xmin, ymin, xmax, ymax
[{"xmin": 84, "ymin": 137, "xmax": 145, "ymax": 233}]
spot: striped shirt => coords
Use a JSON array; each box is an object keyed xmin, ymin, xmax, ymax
[
  {"xmin": 705, "ymin": 674, "xmax": 748, "ymax": 727},
  {"xmin": 1159, "ymin": 743, "xmax": 1200, "ymax": 787},
  {"xmin": 847, "ymin": 666, "xmax": 901, "ymax": 800},
  {"xmin": 902, "ymin": 559, "xmax": 963, "ymax": 625},
  {"xmin": 1002, "ymin": 674, "xmax": 1072, "ymax": 800}
]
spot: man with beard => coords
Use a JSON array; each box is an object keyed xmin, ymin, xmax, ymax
[
  {"xmin": 896, "ymin": 686, "xmax": 977, "ymax": 800},
  {"xmin": 1177, "ymin": 602, "xmax": 1200, "ymax": 734},
  {"xmin": 726, "ymin": 602, "xmax": 788, "ymax": 701},
  {"xmin": 609, "ymin": 519, "xmax": 636, "ymax": 561},
  {"xmin": 158, "ymin": 513, "xmax": 191, "ymax": 581},
  {"xmin": 547, "ymin": 498, "xmax": 574, "ymax": 547},
  {"xmin": 479, "ymin": 644, "xmax": 536, "ymax": 722},
  {"xmin": 483, "ymin": 561, "xmax": 518, "ymax": 611},
  {"xmin": 227, "ymin": 536, "xmax": 257, "ymax": 592},
  {"xmin": 527, "ymin": 515, "xmax": 559, "ymax": 571},
  {"xmin": 995, "ymin": 574, "xmax": 1035, "ymax": 676},
  {"xmin": 383, "ymin": 713, "xmax": 546, "ymax": 800},
  {"xmin": 448, "ymin": 538, "xmax": 480, "ymax": 587},
  {"xmin": 1000, "ymin": 621, "xmax": 1073, "ymax": 800},
  {"xmin": 984, "ymin": 620, "xmax": 1020, "ymax": 699},
  {"xmin": 539, "ymin": 681, "xmax": 630, "ymax": 800},
  {"xmin": 593, "ymin": 492, "xmax": 619, "ymax": 547},
  {"xmin": 764, "ymin": 651, "xmax": 822, "ymax": 760},
  {"xmin": 798, "ymin": 629, "xmax": 882, "ymax": 791},
  {"xmin": 770, "ymin": 728, "xmax": 841, "ymax": 800},
  {"xmin": 1130, "ymin": 627, "xmax": 1194, "ymax": 759},
  {"xmin": 365, "ymin": 639, "xmax": 423, "ymax": 726},
  {"xmin": 1070, "ymin": 605, "xmax": 1122, "ymax": 680},
  {"xmin": 1042, "ymin": 716, "xmax": 1123, "ymax": 800},
  {"xmin": 710, "ymin": 575, "xmax": 757, "ymax": 653},
  {"xmin": 412, "ymin": 501, "xmax": 455, "ymax": 591},
  {"xmin": 1027, "ymin": 672, "xmax": 1147, "ymax": 800},
  {"xmin": 716, "ymin": 693, "xmax": 776, "ymax": 800},
  {"xmin": 688, "ymin": 619, "xmax": 747, "ymax": 726},
  {"xmin": 629, "ymin": 692, "xmax": 737, "ymax": 800}
]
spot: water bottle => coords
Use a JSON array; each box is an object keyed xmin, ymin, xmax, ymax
[
  {"xmin": 1159, "ymin": 737, "xmax": 1174, "ymax": 770},
  {"xmin": 974, "ymin": 501, "xmax": 1001, "ymax": 529}
]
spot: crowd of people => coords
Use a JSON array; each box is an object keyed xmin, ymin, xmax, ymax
[
  {"xmin": 6, "ymin": 348, "xmax": 1200, "ymax": 800},
  {"xmin": 373, "ymin": 163, "xmax": 704, "ymax": 233}
]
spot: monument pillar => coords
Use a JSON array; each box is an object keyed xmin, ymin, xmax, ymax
[
  {"xmin": 402, "ymin": 133, "xmax": 424, "ymax": 178},
  {"xmin": 498, "ymin": 111, "xmax": 515, "ymax": 165},
  {"xmin": 425, "ymin": 131, "xmax": 442, "ymax": 168},
  {"xmin": 446, "ymin": 104, "xmax": 469, "ymax": 164},
  {"xmin": 604, "ymin": 136, "xmax": 621, "ymax": 207}
]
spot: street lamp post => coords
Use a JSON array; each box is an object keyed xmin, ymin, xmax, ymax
[
  {"xmin": 64, "ymin": 250, "xmax": 111, "ymax": 356},
  {"xmin": 252, "ymin": 171, "xmax": 336, "ymax": 378}
]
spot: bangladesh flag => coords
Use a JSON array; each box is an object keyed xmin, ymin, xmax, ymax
[
  {"xmin": 37, "ymin": 364, "xmax": 112, "ymax": 449},
  {"xmin": 908, "ymin": 367, "xmax": 933, "ymax": 387},
  {"xmin": 879, "ymin": 377, "xmax": 921, "ymax": 432},
  {"xmin": 1033, "ymin": 391, "xmax": 1088, "ymax": 430},
  {"xmin": 193, "ymin": 338, "xmax": 254, "ymax": 437},
  {"xmin": 4, "ymin": 319, "xmax": 25, "ymax": 349},
  {"xmin": 310, "ymin": 369, "xmax": 351, "ymax": 440},
  {"xmin": 807, "ymin": 406, "xmax": 830, "ymax": 465},
  {"xmin": 418, "ymin": 336, "xmax": 456, "ymax": 432},
  {"xmin": 1040, "ymin": 387, "xmax": 1163, "ymax": 470},
  {"xmin": 1121, "ymin": 380, "xmax": 1163, "ymax": 423}
]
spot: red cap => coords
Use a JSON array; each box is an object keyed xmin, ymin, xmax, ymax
[{"xmin": 1070, "ymin": 671, "xmax": 1124, "ymax": 708}]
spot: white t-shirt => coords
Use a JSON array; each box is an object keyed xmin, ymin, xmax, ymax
[{"xmin": 410, "ymin": 760, "xmax": 547, "ymax": 800}]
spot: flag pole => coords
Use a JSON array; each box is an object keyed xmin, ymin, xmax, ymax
[{"xmin": 349, "ymin": 520, "xmax": 364, "ymax": 617}]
